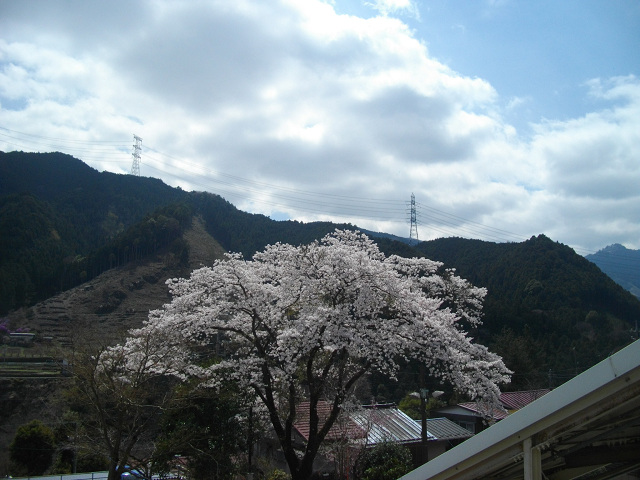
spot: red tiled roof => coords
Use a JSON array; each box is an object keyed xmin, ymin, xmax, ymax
[
  {"xmin": 294, "ymin": 401, "xmax": 367, "ymax": 442},
  {"xmin": 458, "ymin": 402, "xmax": 509, "ymax": 420},
  {"xmin": 499, "ymin": 389, "xmax": 550, "ymax": 410}
]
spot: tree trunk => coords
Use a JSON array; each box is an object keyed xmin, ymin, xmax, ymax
[
  {"xmin": 291, "ymin": 462, "xmax": 314, "ymax": 480},
  {"xmin": 108, "ymin": 464, "xmax": 119, "ymax": 480}
]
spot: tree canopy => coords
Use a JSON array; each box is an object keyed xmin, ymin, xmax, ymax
[
  {"xmin": 151, "ymin": 383, "xmax": 248, "ymax": 480},
  {"xmin": 119, "ymin": 230, "xmax": 510, "ymax": 480},
  {"xmin": 10, "ymin": 419, "xmax": 56, "ymax": 476}
]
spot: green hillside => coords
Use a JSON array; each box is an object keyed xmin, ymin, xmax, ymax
[
  {"xmin": 2, "ymin": 150, "xmax": 639, "ymax": 391},
  {"xmin": 0, "ymin": 151, "xmax": 354, "ymax": 312}
]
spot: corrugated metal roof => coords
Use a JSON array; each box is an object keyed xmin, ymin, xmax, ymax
[
  {"xmin": 350, "ymin": 405, "xmax": 422, "ymax": 445},
  {"xmin": 425, "ymin": 418, "xmax": 474, "ymax": 441},
  {"xmin": 294, "ymin": 403, "xmax": 473, "ymax": 446}
]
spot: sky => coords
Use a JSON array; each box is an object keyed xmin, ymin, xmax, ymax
[{"xmin": 0, "ymin": 0, "xmax": 639, "ymax": 254}]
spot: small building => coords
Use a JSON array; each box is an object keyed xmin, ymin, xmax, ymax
[
  {"xmin": 420, "ymin": 417, "xmax": 475, "ymax": 460},
  {"xmin": 288, "ymin": 402, "xmax": 473, "ymax": 475},
  {"xmin": 9, "ymin": 332, "xmax": 36, "ymax": 346},
  {"xmin": 431, "ymin": 389, "xmax": 551, "ymax": 433},
  {"xmin": 349, "ymin": 405, "xmax": 472, "ymax": 465},
  {"xmin": 431, "ymin": 401, "xmax": 508, "ymax": 434}
]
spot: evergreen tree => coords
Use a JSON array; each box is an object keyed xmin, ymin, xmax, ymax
[{"xmin": 10, "ymin": 420, "xmax": 56, "ymax": 476}]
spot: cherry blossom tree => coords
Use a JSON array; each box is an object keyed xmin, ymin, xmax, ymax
[{"xmin": 121, "ymin": 230, "xmax": 510, "ymax": 480}]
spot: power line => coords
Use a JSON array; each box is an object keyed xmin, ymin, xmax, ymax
[
  {"xmin": 136, "ymin": 144, "xmax": 539, "ymax": 245},
  {"xmin": 0, "ymin": 126, "xmax": 585, "ymax": 249},
  {"xmin": 0, "ymin": 127, "xmax": 123, "ymax": 144},
  {"xmin": 0, "ymin": 127, "xmax": 129, "ymax": 163},
  {"xmin": 140, "ymin": 152, "xmax": 408, "ymax": 219},
  {"xmin": 416, "ymin": 202, "xmax": 524, "ymax": 242}
]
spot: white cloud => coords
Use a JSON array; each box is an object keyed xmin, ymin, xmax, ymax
[
  {"xmin": 531, "ymin": 76, "xmax": 640, "ymax": 200},
  {"xmin": 0, "ymin": 0, "xmax": 638, "ymax": 252}
]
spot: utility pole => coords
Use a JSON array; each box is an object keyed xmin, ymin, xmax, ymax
[
  {"xmin": 409, "ymin": 193, "xmax": 419, "ymax": 244},
  {"xmin": 418, "ymin": 366, "xmax": 444, "ymax": 465},
  {"xmin": 419, "ymin": 364, "xmax": 428, "ymax": 463},
  {"xmin": 130, "ymin": 134, "xmax": 142, "ymax": 176}
]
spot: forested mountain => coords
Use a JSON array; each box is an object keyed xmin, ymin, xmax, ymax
[
  {"xmin": 414, "ymin": 236, "xmax": 640, "ymax": 389},
  {"xmin": 1, "ymin": 151, "xmax": 187, "ymax": 311},
  {"xmin": 0, "ymin": 152, "xmax": 353, "ymax": 313},
  {"xmin": 2, "ymin": 151, "xmax": 639, "ymax": 392},
  {"xmin": 586, "ymin": 244, "xmax": 640, "ymax": 300}
]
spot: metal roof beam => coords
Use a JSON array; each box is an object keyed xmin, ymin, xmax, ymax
[{"xmin": 564, "ymin": 445, "xmax": 640, "ymax": 467}]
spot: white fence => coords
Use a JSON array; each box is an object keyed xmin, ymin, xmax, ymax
[
  {"xmin": 9, "ymin": 472, "xmax": 179, "ymax": 480},
  {"xmin": 10, "ymin": 473, "xmax": 109, "ymax": 480}
]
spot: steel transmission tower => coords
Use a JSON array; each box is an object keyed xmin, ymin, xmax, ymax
[
  {"xmin": 409, "ymin": 193, "xmax": 419, "ymax": 244},
  {"xmin": 130, "ymin": 134, "xmax": 142, "ymax": 176}
]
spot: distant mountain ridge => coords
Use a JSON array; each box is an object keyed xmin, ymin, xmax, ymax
[{"xmin": 586, "ymin": 244, "xmax": 640, "ymax": 300}]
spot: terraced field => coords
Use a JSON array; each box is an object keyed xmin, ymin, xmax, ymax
[{"xmin": 0, "ymin": 346, "xmax": 65, "ymax": 377}]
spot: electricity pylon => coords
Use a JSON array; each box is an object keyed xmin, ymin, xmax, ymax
[
  {"xmin": 409, "ymin": 193, "xmax": 419, "ymax": 244},
  {"xmin": 130, "ymin": 134, "xmax": 142, "ymax": 176}
]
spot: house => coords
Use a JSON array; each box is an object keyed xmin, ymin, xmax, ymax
[
  {"xmin": 400, "ymin": 339, "xmax": 640, "ymax": 480},
  {"xmin": 430, "ymin": 401, "xmax": 508, "ymax": 434},
  {"xmin": 285, "ymin": 402, "xmax": 473, "ymax": 475},
  {"xmin": 419, "ymin": 417, "xmax": 474, "ymax": 461},
  {"xmin": 8, "ymin": 332, "xmax": 36, "ymax": 346},
  {"xmin": 348, "ymin": 404, "xmax": 472, "ymax": 465},
  {"xmin": 432, "ymin": 389, "xmax": 550, "ymax": 433}
]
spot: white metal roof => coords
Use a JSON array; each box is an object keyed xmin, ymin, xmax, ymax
[
  {"xmin": 399, "ymin": 339, "xmax": 640, "ymax": 480},
  {"xmin": 351, "ymin": 406, "xmax": 422, "ymax": 445}
]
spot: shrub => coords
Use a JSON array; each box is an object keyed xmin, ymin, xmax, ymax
[{"xmin": 356, "ymin": 442, "xmax": 413, "ymax": 480}]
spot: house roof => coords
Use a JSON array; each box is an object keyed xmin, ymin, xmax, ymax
[
  {"xmin": 293, "ymin": 402, "xmax": 472, "ymax": 446},
  {"xmin": 294, "ymin": 401, "xmax": 367, "ymax": 442},
  {"xmin": 458, "ymin": 402, "xmax": 509, "ymax": 420},
  {"xmin": 400, "ymin": 339, "xmax": 640, "ymax": 480},
  {"xmin": 432, "ymin": 389, "xmax": 549, "ymax": 422},
  {"xmin": 425, "ymin": 418, "xmax": 474, "ymax": 441},
  {"xmin": 499, "ymin": 389, "xmax": 549, "ymax": 410},
  {"xmin": 435, "ymin": 402, "xmax": 509, "ymax": 421},
  {"xmin": 351, "ymin": 405, "xmax": 422, "ymax": 444}
]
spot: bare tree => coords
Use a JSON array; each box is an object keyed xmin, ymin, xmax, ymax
[{"xmin": 68, "ymin": 324, "xmax": 180, "ymax": 480}]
